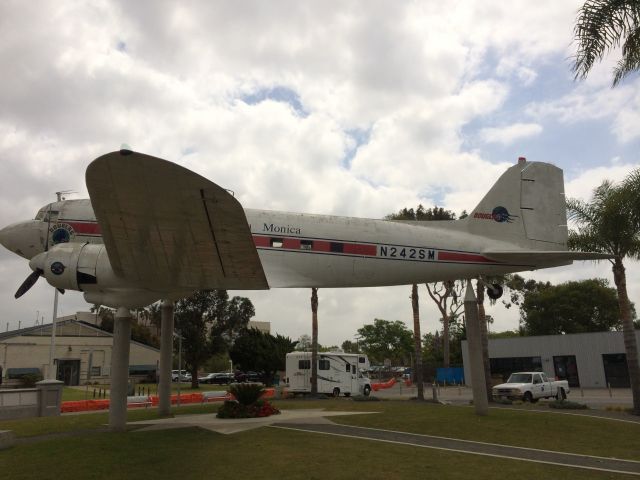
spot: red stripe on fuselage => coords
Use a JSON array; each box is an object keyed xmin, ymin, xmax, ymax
[{"xmin": 64, "ymin": 221, "xmax": 102, "ymax": 235}]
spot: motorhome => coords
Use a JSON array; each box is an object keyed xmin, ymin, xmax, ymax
[{"xmin": 285, "ymin": 351, "xmax": 372, "ymax": 397}]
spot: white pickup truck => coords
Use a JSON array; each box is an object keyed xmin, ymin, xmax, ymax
[{"xmin": 492, "ymin": 372, "xmax": 569, "ymax": 403}]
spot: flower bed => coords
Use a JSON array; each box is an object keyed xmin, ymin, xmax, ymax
[{"xmin": 216, "ymin": 399, "xmax": 280, "ymax": 418}]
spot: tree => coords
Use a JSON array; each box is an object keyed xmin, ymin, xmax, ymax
[
  {"xmin": 92, "ymin": 305, "xmax": 159, "ymax": 348},
  {"xmin": 357, "ymin": 319, "xmax": 413, "ymax": 365},
  {"xmin": 230, "ymin": 329, "xmax": 296, "ymax": 385},
  {"xmin": 411, "ymin": 283, "xmax": 424, "ymax": 399},
  {"xmin": 520, "ymin": 279, "xmax": 624, "ymax": 335},
  {"xmin": 175, "ymin": 290, "xmax": 255, "ymax": 388},
  {"xmin": 425, "ymin": 280, "xmax": 465, "ymax": 367},
  {"xmin": 295, "ymin": 334, "xmax": 312, "ymax": 351},
  {"xmin": 568, "ymin": 178, "xmax": 640, "ymax": 414},
  {"xmin": 386, "ymin": 205, "xmax": 458, "ymax": 394},
  {"xmin": 573, "ymin": 0, "xmax": 640, "ymax": 86},
  {"xmin": 341, "ymin": 340, "xmax": 359, "ymax": 353}
]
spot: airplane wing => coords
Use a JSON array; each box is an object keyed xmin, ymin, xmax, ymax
[
  {"xmin": 483, "ymin": 250, "xmax": 612, "ymax": 266},
  {"xmin": 86, "ymin": 150, "xmax": 269, "ymax": 291}
]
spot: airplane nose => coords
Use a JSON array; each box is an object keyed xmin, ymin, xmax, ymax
[{"xmin": 0, "ymin": 221, "xmax": 47, "ymax": 259}]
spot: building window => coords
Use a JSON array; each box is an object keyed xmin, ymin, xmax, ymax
[
  {"xmin": 298, "ymin": 360, "xmax": 311, "ymax": 370},
  {"xmin": 602, "ymin": 353, "xmax": 630, "ymax": 388},
  {"xmin": 319, "ymin": 359, "xmax": 330, "ymax": 370},
  {"xmin": 345, "ymin": 363, "xmax": 351, "ymax": 372},
  {"xmin": 490, "ymin": 356, "xmax": 542, "ymax": 382},
  {"xmin": 90, "ymin": 366, "xmax": 101, "ymax": 377},
  {"xmin": 271, "ymin": 238, "xmax": 284, "ymax": 248}
]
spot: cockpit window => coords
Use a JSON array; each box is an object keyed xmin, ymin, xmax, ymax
[{"xmin": 35, "ymin": 205, "xmax": 58, "ymax": 223}]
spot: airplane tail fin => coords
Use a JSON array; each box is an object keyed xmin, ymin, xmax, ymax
[{"xmin": 464, "ymin": 159, "xmax": 568, "ymax": 250}]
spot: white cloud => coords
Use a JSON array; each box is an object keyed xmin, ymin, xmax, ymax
[
  {"xmin": 1, "ymin": 0, "xmax": 639, "ymax": 346},
  {"xmin": 479, "ymin": 123, "xmax": 543, "ymax": 146}
]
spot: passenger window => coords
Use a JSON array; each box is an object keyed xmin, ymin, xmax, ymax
[
  {"xmin": 533, "ymin": 376, "xmax": 541, "ymax": 384},
  {"xmin": 359, "ymin": 356, "xmax": 365, "ymax": 363},
  {"xmin": 298, "ymin": 360, "xmax": 310, "ymax": 370},
  {"xmin": 270, "ymin": 238, "xmax": 284, "ymax": 248},
  {"xmin": 300, "ymin": 240, "xmax": 312, "ymax": 250},
  {"xmin": 345, "ymin": 363, "xmax": 350, "ymax": 372},
  {"xmin": 319, "ymin": 360, "xmax": 330, "ymax": 370},
  {"xmin": 330, "ymin": 242, "xmax": 343, "ymax": 253}
]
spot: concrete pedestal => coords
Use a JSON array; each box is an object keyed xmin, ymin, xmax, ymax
[
  {"xmin": 158, "ymin": 300, "xmax": 174, "ymax": 416},
  {"xmin": 109, "ymin": 307, "xmax": 132, "ymax": 432},
  {"xmin": 464, "ymin": 280, "xmax": 489, "ymax": 416},
  {"xmin": 36, "ymin": 379, "xmax": 64, "ymax": 417}
]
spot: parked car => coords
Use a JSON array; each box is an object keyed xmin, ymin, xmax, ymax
[
  {"xmin": 210, "ymin": 373, "xmax": 235, "ymax": 385},
  {"xmin": 492, "ymin": 372, "xmax": 570, "ymax": 402},
  {"xmin": 172, "ymin": 370, "xmax": 190, "ymax": 382},
  {"xmin": 198, "ymin": 373, "xmax": 217, "ymax": 384}
]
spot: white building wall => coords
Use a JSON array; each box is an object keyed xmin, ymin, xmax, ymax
[{"xmin": 461, "ymin": 330, "xmax": 640, "ymax": 388}]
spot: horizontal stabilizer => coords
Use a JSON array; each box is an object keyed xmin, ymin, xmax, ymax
[{"xmin": 483, "ymin": 250, "xmax": 612, "ymax": 265}]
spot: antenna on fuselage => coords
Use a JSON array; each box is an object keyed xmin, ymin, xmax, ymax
[{"xmin": 55, "ymin": 190, "xmax": 76, "ymax": 202}]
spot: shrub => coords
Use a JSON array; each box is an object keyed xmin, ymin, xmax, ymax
[
  {"xmin": 21, "ymin": 373, "xmax": 43, "ymax": 387},
  {"xmin": 548, "ymin": 400, "xmax": 588, "ymax": 410},
  {"xmin": 229, "ymin": 383, "xmax": 264, "ymax": 406}
]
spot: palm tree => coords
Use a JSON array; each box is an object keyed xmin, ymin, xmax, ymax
[
  {"xmin": 311, "ymin": 287, "xmax": 319, "ymax": 395},
  {"xmin": 573, "ymin": 0, "xmax": 640, "ymax": 86},
  {"xmin": 411, "ymin": 284, "xmax": 424, "ymax": 400},
  {"xmin": 567, "ymin": 178, "xmax": 640, "ymax": 414}
]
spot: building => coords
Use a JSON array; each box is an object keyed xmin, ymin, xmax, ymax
[
  {"xmin": 0, "ymin": 318, "xmax": 160, "ymax": 386},
  {"xmin": 461, "ymin": 330, "xmax": 640, "ymax": 388}
]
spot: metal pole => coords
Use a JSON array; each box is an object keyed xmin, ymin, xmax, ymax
[{"xmin": 48, "ymin": 289, "xmax": 59, "ymax": 379}]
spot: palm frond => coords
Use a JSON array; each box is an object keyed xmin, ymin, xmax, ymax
[{"xmin": 573, "ymin": 0, "xmax": 640, "ymax": 85}]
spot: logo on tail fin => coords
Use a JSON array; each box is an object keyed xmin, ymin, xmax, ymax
[{"xmin": 473, "ymin": 206, "xmax": 518, "ymax": 223}]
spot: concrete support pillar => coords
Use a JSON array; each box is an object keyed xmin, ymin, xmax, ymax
[
  {"xmin": 464, "ymin": 280, "xmax": 489, "ymax": 416},
  {"xmin": 158, "ymin": 300, "xmax": 174, "ymax": 416},
  {"xmin": 109, "ymin": 307, "xmax": 132, "ymax": 432},
  {"xmin": 36, "ymin": 379, "xmax": 64, "ymax": 417}
]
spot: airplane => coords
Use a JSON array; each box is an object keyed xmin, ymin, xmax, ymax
[{"xmin": 0, "ymin": 150, "xmax": 609, "ymax": 310}]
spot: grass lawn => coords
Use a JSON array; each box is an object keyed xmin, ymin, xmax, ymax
[
  {"xmin": 0, "ymin": 426, "xmax": 632, "ymax": 480},
  {"xmin": 1, "ymin": 397, "xmax": 639, "ymax": 479},
  {"xmin": 0, "ymin": 403, "xmax": 221, "ymax": 438},
  {"xmin": 271, "ymin": 399, "xmax": 640, "ymax": 461}
]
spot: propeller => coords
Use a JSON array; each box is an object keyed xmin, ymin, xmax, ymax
[{"xmin": 15, "ymin": 269, "xmax": 44, "ymax": 299}]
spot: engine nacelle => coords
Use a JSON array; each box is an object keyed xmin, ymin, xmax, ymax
[
  {"xmin": 35, "ymin": 242, "xmax": 110, "ymax": 291},
  {"xmin": 29, "ymin": 243, "xmax": 162, "ymax": 308}
]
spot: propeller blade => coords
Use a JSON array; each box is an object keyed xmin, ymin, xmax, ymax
[{"xmin": 15, "ymin": 269, "xmax": 44, "ymax": 299}]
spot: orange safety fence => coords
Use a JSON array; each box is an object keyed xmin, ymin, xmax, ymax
[
  {"xmin": 61, "ymin": 399, "xmax": 110, "ymax": 413},
  {"xmin": 371, "ymin": 377, "xmax": 396, "ymax": 391},
  {"xmin": 61, "ymin": 388, "xmax": 281, "ymax": 413}
]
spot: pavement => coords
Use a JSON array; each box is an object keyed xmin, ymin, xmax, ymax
[
  {"xmin": 374, "ymin": 382, "xmax": 635, "ymax": 408},
  {"xmin": 128, "ymin": 409, "xmax": 375, "ymax": 434}
]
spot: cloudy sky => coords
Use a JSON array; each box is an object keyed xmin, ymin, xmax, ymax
[{"xmin": 1, "ymin": 1, "xmax": 639, "ymax": 346}]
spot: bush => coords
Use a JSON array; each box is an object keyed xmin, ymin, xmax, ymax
[
  {"xmin": 229, "ymin": 383, "xmax": 264, "ymax": 406},
  {"xmin": 21, "ymin": 373, "xmax": 43, "ymax": 387},
  {"xmin": 549, "ymin": 400, "xmax": 588, "ymax": 410}
]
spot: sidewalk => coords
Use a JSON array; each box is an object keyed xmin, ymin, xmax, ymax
[{"xmin": 373, "ymin": 382, "xmax": 634, "ymax": 408}]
